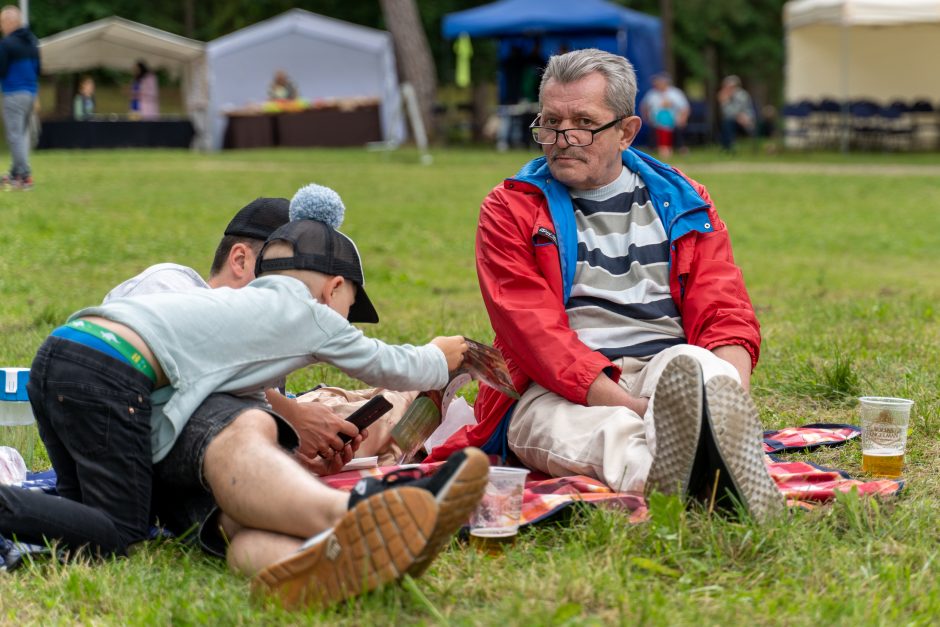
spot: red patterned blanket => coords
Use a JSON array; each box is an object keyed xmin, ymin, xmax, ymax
[{"xmin": 321, "ymin": 424, "xmax": 902, "ymax": 526}]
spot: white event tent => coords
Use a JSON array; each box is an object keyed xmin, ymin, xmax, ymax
[
  {"xmin": 39, "ymin": 16, "xmax": 209, "ymax": 146},
  {"xmin": 784, "ymin": 0, "xmax": 940, "ymax": 103},
  {"xmin": 206, "ymin": 9, "xmax": 403, "ymax": 150}
]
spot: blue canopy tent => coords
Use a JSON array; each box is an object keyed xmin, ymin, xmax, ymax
[{"xmin": 443, "ymin": 0, "xmax": 663, "ymax": 144}]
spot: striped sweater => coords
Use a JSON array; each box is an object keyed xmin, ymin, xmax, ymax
[{"xmin": 566, "ymin": 166, "xmax": 685, "ymax": 360}]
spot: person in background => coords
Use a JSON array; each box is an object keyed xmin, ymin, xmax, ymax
[
  {"xmin": 0, "ymin": 5, "xmax": 40, "ymax": 191},
  {"xmin": 268, "ymin": 70, "xmax": 298, "ymax": 101},
  {"xmin": 73, "ymin": 76, "xmax": 95, "ymax": 121},
  {"xmin": 718, "ymin": 75, "xmax": 755, "ymax": 153},
  {"xmin": 130, "ymin": 60, "xmax": 159, "ymax": 119},
  {"xmin": 640, "ymin": 72, "xmax": 689, "ymax": 159}
]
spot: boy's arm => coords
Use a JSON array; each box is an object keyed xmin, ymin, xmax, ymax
[{"xmin": 310, "ymin": 312, "xmax": 452, "ymax": 392}]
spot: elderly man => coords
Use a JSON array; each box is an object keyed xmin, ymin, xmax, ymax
[
  {"xmin": 433, "ymin": 48, "xmax": 782, "ymax": 522},
  {"xmin": 0, "ymin": 5, "xmax": 39, "ymax": 191}
]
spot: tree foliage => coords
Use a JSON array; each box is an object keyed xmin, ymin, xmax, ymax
[
  {"xmin": 624, "ymin": 0, "xmax": 788, "ymax": 101},
  {"xmin": 27, "ymin": 0, "xmax": 788, "ymax": 102},
  {"xmin": 28, "ymin": 1, "xmax": 487, "ymax": 77}
]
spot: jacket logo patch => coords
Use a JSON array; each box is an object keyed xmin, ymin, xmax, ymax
[{"xmin": 533, "ymin": 227, "xmax": 557, "ymax": 247}]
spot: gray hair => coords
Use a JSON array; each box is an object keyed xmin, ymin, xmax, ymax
[{"xmin": 539, "ymin": 48, "xmax": 637, "ymax": 118}]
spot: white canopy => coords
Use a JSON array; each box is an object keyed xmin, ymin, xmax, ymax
[
  {"xmin": 39, "ymin": 17, "xmax": 209, "ymax": 145},
  {"xmin": 206, "ymin": 8, "xmax": 403, "ymax": 150},
  {"xmin": 784, "ymin": 0, "xmax": 940, "ymax": 102},
  {"xmin": 39, "ymin": 16, "xmax": 204, "ymax": 76}
]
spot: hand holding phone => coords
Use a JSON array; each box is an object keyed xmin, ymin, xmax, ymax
[{"xmin": 338, "ymin": 395, "xmax": 393, "ymax": 444}]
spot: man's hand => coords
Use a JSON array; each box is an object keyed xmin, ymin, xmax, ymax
[
  {"xmin": 431, "ymin": 335, "xmax": 468, "ymax": 371},
  {"xmin": 586, "ymin": 372, "xmax": 649, "ymax": 416},
  {"xmin": 265, "ymin": 389, "xmax": 364, "ymax": 460},
  {"xmin": 294, "ymin": 436, "xmax": 367, "ymax": 477},
  {"xmin": 294, "ymin": 433, "xmax": 364, "ymax": 476}
]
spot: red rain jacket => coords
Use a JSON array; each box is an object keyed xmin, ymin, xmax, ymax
[{"xmin": 427, "ymin": 149, "xmax": 760, "ymax": 461}]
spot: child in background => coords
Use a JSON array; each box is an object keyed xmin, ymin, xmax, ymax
[
  {"xmin": 653, "ymin": 97, "xmax": 676, "ymax": 158},
  {"xmin": 73, "ymin": 76, "xmax": 95, "ymax": 120}
]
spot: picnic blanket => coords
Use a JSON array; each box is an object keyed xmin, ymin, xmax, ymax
[
  {"xmin": 18, "ymin": 424, "xmax": 903, "ymax": 527},
  {"xmin": 320, "ymin": 423, "xmax": 903, "ymax": 526}
]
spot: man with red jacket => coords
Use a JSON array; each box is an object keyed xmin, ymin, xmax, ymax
[{"xmin": 433, "ymin": 48, "xmax": 783, "ymax": 521}]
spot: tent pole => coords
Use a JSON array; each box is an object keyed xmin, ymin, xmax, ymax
[{"xmin": 839, "ymin": 17, "xmax": 850, "ymax": 153}]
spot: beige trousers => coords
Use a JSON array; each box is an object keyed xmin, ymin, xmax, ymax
[{"xmin": 507, "ymin": 344, "xmax": 740, "ymax": 493}]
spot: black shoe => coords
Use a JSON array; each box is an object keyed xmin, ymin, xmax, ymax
[
  {"xmin": 700, "ymin": 376, "xmax": 785, "ymax": 523},
  {"xmin": 349, "ymin": 447, "xmax": 489, "ymax": 576}
]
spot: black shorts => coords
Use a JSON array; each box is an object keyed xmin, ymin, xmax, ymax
[{"xmin": 151, "ymin": 393, "xmax": 298, "ymax": 556}]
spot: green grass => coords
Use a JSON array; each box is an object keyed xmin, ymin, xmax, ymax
[{"xmin": 1, "ymin": 146, "xmax": 940, "ymax": 624}]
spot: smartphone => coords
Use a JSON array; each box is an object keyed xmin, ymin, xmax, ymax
[{"xmin": 338, "ymin": 395, "xmax": 393, "ymax": 444}]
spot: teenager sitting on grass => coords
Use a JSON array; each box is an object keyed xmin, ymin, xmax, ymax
[{"xmin": 0, "ymin": 217, "xmax": 488, "ymax": 609}]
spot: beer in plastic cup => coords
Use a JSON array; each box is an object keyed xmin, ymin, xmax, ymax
[
  {"xmin": 469, "ymin": 466, "xmax": 528, "ymax": 554},
  {"xmin": 859, "ymin": 396, "xmax": 913, "ymax": 478}
]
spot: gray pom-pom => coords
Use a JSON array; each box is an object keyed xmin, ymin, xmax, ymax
[{"xmin": 289, "ymin": 183, "xmax": 345, "ymax": 228}]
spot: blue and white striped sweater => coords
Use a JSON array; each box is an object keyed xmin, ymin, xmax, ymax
[{"xmin": 507, "ymin": 147, "xmax": 714, "ymax": 304}]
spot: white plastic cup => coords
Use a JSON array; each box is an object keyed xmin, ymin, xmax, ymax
[
  {"xmin": 469, "ymin": 466, "xmax": 528, "ymax": 552},
  {"xmin": 859, "ymin": 396, "xmax": 913, "ymax": 478}
]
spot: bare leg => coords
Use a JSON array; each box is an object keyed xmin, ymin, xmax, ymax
[
  {"xmin": 226, "ymin": 528, "xmax": 304, "ymax": 576},
  {"xmin": 203, "ymin": 409, "xmax": 348, "ymax": 539}
]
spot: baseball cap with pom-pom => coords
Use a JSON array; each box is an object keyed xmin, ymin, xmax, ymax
[
  {"xmin": 289, "ymin": 183, "xmax": 345, "ymax": 228},
  {"xmin": 255, "ymin": 220, "xmax": 378, "ymax": 324}
]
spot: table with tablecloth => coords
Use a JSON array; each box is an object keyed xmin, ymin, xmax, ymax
[
  {"xmin": 223, "ymin": 103, "xmax": 382, "ymax": 149},
  {"xmin": 36, "ymin": 118, "xmax": 195, "ymax": 150}
]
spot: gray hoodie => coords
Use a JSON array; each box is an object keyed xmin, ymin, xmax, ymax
[{"xmin": 72, "ymin": 274, "xmax": 448, "ymax": 462}]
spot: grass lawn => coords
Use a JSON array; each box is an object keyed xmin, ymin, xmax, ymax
[{"xmin": 1, "ymin": 146, "xmax": 940, "ymax": 624}]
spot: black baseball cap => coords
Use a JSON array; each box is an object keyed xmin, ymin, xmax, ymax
[
  {"xmin": 224, "ymin": 197, "xmax": 290, "ymax": 240},
  {"xmin": 256, "ymin": 220, "xmax": 379, "ymax": 323}
]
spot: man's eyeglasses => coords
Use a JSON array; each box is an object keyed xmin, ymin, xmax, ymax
[{"xmin": 529, "ymin": 117, "xmax": 624, "ymax": 146}]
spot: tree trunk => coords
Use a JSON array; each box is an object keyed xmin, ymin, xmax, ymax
[
  {"xmin": 660, "ymin": 0, "xmax": 675, "ymax": 78},
  {"xmin": 705, "ymin": 44, "xmax": 718, "ymax": 140},
  {"xmin": 379, "ymin": 0, "xmax": 438, "ymax": 142},
  {"xmin": 182, "ymin": 0, "xmax": 195, "ymax": 39},
  {"xmin": 54, "ymin": 74, "xmax": 74, "ymax": 119}
]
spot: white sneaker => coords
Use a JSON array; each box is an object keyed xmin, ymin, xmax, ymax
[{"xmin": 646, "ymin": 355, "xmax": 704, "ymax": 497}]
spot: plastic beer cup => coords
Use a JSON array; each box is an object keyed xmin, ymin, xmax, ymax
[
  {"xmin": 469, "ymin": 467, "xmax": 528, "ymax": 554},
  {"xmin": 859, "ymin": 396, "xmax": 913, "ymax": 478}
]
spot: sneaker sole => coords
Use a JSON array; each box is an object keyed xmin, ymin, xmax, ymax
[
  {"xmin": 646, "ymin": 355, "xmax": 703, "ymax": 497},
  {"xmin": 704, "ymin": 376, "xmax": 785, "ymax": 523},
  {"xmin": 407, "ymin": 447, "xmax": 490, "ymax": 577},
  {"xmin": 250, "ymin": 487, "xmax": 437, "ymax": 609}
]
